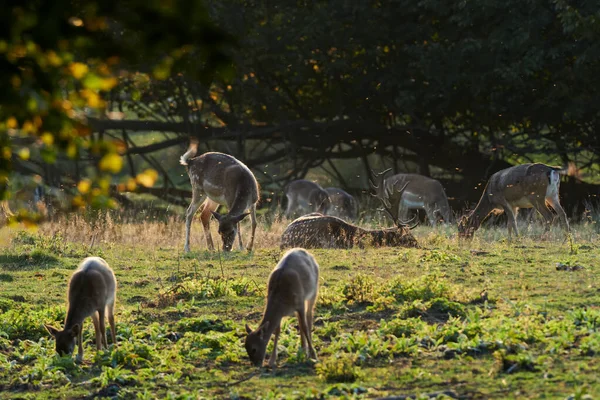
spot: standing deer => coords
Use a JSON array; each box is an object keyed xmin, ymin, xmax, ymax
[
  {"xmin": 180, "ymin": 140, "xmax": 259, "ymax": 252},
  {"xmin": 245, "ymin": 248, "xmax": 319, "ymax": 367},
  {"xmin": 284, "ymin": 180, "xmax": 330, "ymax": 219},
  {"xmin": 458, "ymin": 163, "xmax": 572, "ymax": 239},
  {"xmin": 370, "ymin": 169, "xmax": 451, "ymax": 226},
  {"xmin": 324, "ymin": 187, "xmax": 359, "ymax": 221},
  {"xmin": 45, "ymin": 257, "xmax": 117, "ymax": 362},
  {"xmin": 281, "ymin": 180, "xmax": 418, "ymax": 249}
]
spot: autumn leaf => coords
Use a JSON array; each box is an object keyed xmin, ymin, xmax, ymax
[{"xmin": 99, "ymin": 153, "xmax": 123, "ymax": 173}]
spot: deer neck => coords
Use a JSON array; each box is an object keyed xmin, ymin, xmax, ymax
[
  {"xmin": 258, "ymin": 299, "xmax": 285, "ymax": 337},
  {"xmin": 64, "ymin": 305, "xmax": 91, "ymax": 330},
  {"xmin": 358, "ymin": 227, "xmax": 386, "ymax": 246},
  {"xmin": 468, "ymin": 190, "xmax": 495, "ymax": 230}
]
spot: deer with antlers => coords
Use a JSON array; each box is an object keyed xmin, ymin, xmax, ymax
[
  {"xmin": 458, "ymin": 163, "xmax": 572, "ymax": 239},
  {"xmin": 281, "ymin": 177, "xmax": 418, "ymax": 249},
  {"xmin": 180, "ymin": 140, "xmax": 259, "ymax": 252},
  {"xmin": 370, "ymin": 169, "xmax": 451, "ymax": 226}
]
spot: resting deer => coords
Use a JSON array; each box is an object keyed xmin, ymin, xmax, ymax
[
  {"xmin": 245, "ymin": 248, "xmax": 319, "ymax": 367},
  {"xmin": 180, "ymin": 140, "xmax": 259, "ymax": 252},
  {"xmin": 324, "ymin": 187, "xmax": 359, "ymax": 221},
  {"xmin": 370, "ymin": 169, "xmax": 451, "ymax": 226},
  {"xmin": 281, "ymin": 181, "xmax": 418, "ymax": 249},
  {"xmin": 458, "ymin": 163, "xmax": 572, "ymax": 239},
  {"xmin": 45, "ymin": 257, "xmax": 117, "ymax": 362},
  {"xmin": 284, "ymin": 180, "xmax": 330, "ymax": 219}
]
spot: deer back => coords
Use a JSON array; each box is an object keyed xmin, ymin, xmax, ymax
[
  {"xmin": 285, "ymin": 180, "xmax": 330, "ymax": 212},
  {"xmin": 281, "ymin": 214, "xmax": 358, "ymax": 249},
  {"xmin": 187, "ymin": 152, "xmax": 259, "ymax": 211},
  {"xmin": 267, "ymin": 248, "xmax": 319, "ymax": 311},
  {"xmin": 67, "ymin": 257, "xmax": 116, "ymax": 317}
]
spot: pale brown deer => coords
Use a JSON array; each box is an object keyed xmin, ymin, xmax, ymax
[
  {"xmin": 324, "ymin": 187, "xmax": 359, "ymax": 221},
  {"xmin": 180, "ymin": 140, "xmax": 259, "ymax": 252},
  {"xmin": 284, "ymin": 180, "xmax": 330, "ymax": 219},
  {"xmin": 45, "ymin": 257, "xmax": 117, "ymax": 362},
  {"xmin": 370, "ymin": 169, "xmax": 451, "ymax": 226},
  {"xmin": 245, "ymin": 248, "xmax": 319, "ymax": 367},
  {"xmin": 458, "ymin": 163, "xmax": 572, "ymax": 239},
  {"xmin": 280, "ymin": 180, "xmax": 418, "ymax": 249}
]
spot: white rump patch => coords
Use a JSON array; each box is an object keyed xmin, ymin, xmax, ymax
[{"xmin": 546, "ymin": 170, "xmax": 560, "ymax": 198}]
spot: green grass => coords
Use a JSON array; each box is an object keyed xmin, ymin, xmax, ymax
[{"xmin": 0, "ymin": 219, "xmax": 599, "ymax": 399}]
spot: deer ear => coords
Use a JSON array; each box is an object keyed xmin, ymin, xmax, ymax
[
  {"xmin": 69, "ymin": 324, "xmax": 80, "ymax": 337},
  {"xmin": 211, "ymin": 211, "xmax": 222, "ymax": 221},
  {"xmin": 245, "ymin": 324, "xmax": 253, "ymax": 334},
  {"xmin": 45, "ymin": 324, "xmax": 60, "ymax": 337},
  {"xmin": 232, "ymin": 212, "xmax": 250, "ymax": 224}
]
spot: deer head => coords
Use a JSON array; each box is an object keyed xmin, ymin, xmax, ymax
[
  {"xmin": 211, "ymin": 211, "xmax": 250, "ymax": 251},
  {"xmin": 370, "ymin": 168, "xmax": 419, "ymax": 230}
]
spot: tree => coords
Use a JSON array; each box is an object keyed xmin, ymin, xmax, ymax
[{"xmin": 0, "ymin": 0, "xmax": 232, "ymax": 222}]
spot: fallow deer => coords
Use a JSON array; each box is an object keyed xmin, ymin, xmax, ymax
[
  {"xmin": 180, "ymin": 140, "xmax": 259, "ymax": 252},
  {"xmin": 281, "ymin": 181, "xmax": 418, "ymax": 249},
  {"xmin": 324, "ymin": 187, "xmax": 359, "ymax": 221},
  {"xmin": 245, "ymin": 248, "xmax": 319, "ymax": 367},
  {"xmin": 284, "ymin": 180, "xmax": 330, "ymax": 219},
  {"xmin": 370, "ymin": 169, "xmax": 451, "ymax": 226},
  {"xmin": 458, "ymin": 163, "xmax": 572, "ymax": 239},
  {"xmin": 45, "ymin": 257, "xmax": 117, "ymax": 362}
]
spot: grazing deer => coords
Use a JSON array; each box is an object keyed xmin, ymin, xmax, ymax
[
  {"xmin": 324, "ymin": 187, "xmax": 359, "ymax": 221},
  {"xmin": 45, "ymin": 257, "xmax": 117, "ymax": 362},
  {"xmin": 180, "ymin": 140, "xmax": 259, "ymax": 252},
  {"xmin": 245, "ymin": 248, "xmax": 319, "ymax": 367},
  {"xmin": 284, "ymin": 180, "xmax": 330, "ymax": 219},
  {"xmin": 370, "ymin": 169, "xmax": 451, "ymax": 226},
  {"xmin": 458, "ymin": 163, "xmax": 572, "ymax": 239},
  {"xmin": 281, "ymin": 180, "xmax": 418, "ymax": 249}
]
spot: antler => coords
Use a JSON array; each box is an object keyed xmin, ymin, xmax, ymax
[{"xmin": 369, "ymin": 168, "xmax": 419, "ymax": 230}]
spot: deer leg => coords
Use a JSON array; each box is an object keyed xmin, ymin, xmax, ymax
[
  {"xmin": 76, "ymin": 323, "xmax": 84, "ymax": 363},
  {"xmin": 200, "ymin": 199, "xmax": 219, "ymax": 251},
  {"xmin": 530, "ymin": 197, "xmax": 554, "ymax": 232},
  {"xmin": 297, "ymin": 308, "xmax": 316, "ymax": 361},
  {"xmin": 98, "ymin": 308, "xmax": 108, "ymax": 349},
  {"xmin": 306, "ymin": 297, "xmax": 318, "ymax": 360},
  {"xmin": 92, "ymin": 311, "xmax": 102, "ymax": 351},
  {"xmin": 237, "ymin": 222, "xmax": 244, "ymax": 250},
  {"xmin": 424, "ymin": 204, "xmax": 437, "ymax": 227},
  {"xmin": 547, "ymin": 196, "xmax": 570, "ymax": 233},
  {"xmin": 247, "ymin": 204, "xmax": 257, "ymax": 252},
  {"xmin": 268, "ymin": 324, "xmax": 281, "ymax": 368},
  {"xmin": 107, "ymin": 302, "xmax": 116, "ymax": 347},
  {"xmin": 502, "ymin": 205, "xmax": 519, "ymax": 238},
  {"xmin": 184, "ymin": 191, "xmax": 204, "ymax": 252}
]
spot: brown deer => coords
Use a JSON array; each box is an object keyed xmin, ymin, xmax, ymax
[
  {"xmin": 324, "ymin": 187, "xmax": 359, "ymax": 221},
  {"xmin": 458, "ymin": 163, "xmax": 572, "ymax": 239},
  {"xmin": 370, "ymin": 169, "xmax": 451, "ymax": 226},
  {"xmin": 180, "ymin": 140, "xmax": 259, "ymax": 252},
  {"xmin": 245, "ymin": 248, "xmax": 319, "ymax": 367},
  {"xmin": 284, "ymin": 180, "xmax": 330, "ymax": 219},
  {"xmin": 45, "ymin": 257, "xmax": 117, "ymax": 362},
  {"xmin": 281, "ymin": 180, "xmax": 418, "ymax": 249}
]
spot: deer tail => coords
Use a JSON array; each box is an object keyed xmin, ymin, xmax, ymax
[
  {"xmin": 180, "ymin": 138, "xmax": 199, "ymax": 166},
  {"xmin": 556, "ymin": 162, "xmax": 581, "ymax": 179}
]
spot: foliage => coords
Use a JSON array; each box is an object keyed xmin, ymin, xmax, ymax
[{"xmin": 0, "ymin": 0, "xmax": 232, "ymax": 219}]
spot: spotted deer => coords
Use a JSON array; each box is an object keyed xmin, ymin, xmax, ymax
[
  {"xmin": 283, "ymin": 180, "xmax": 330, "ymax": 219},
  {"xmin": 280, "ymin": 179, "xmax": 418, "ymax": 249},
  {"xmin": 458, "ymin": 163, "xmax": 573, "ymax": 239},
  {"xmin": 370, "ymin": 169, "xmax": 451, "ymax": 226},
  {"xmin": 245, "ymin": 248, "xmax": 319, "ymax": 367},
  {"xmin": 45, "ymin": 257, "xmax": 117, "ymax": 362},
  {"xmin": 180, "ymin": 140, "xmax": 259, "ymax": 252}
]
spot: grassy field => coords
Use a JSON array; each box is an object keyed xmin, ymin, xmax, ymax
[{"xmin": 0, "ymin": 213, "xmax": 599, "ymax": 399}]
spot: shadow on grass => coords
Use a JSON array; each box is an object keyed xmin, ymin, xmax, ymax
[
  {"xmin": 0, "ymin": 273, "xmax": 14, "ymax": 282},
  {"xmin": 0, "ymin": 251, "xmax": 61, "ymax": 270}
]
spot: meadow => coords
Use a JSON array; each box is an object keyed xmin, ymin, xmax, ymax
[{"xmin": 0, "ymin": 213, "xmax": 599, "ymax": 399}]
